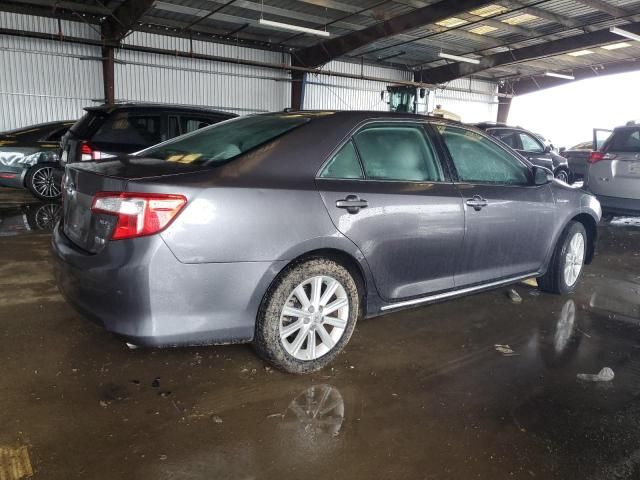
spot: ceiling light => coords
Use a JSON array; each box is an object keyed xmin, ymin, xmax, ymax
[
  {"xmin": 567, "ymin": 49, "xmax": 594, "ymax": 56},
  {"xmin": 601, "ymin": 42, "xmax": 632, "ymax": 50},
  {"xmin": 545, "ymin": 71, "xmax": 575, "ymax": 80},
  {"xmin": 435, "ymin": 17, "xmax": 468, "ymax": 28},
  {"xmin": 469, "ymin": 25, "xmax": 498, "ymax": 35},
  {"xmin": 469, "ymin": 4, "xmax": 508, "ymax": 17},
  {"xmin": 439, "ymin": 52, "xmax": 481, "ymax": 64},
  {"xmin": 258, "ymin": 18, "xmax": 330, "ymax": 37},
  {"xmin": 610, "ymin": 26, "xmax": 640, "ymax": 43},
  {"xmin": 502, "ymin": 13, "xmax": 538, "ymax": 25}
]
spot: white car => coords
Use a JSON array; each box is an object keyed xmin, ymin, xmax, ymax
[{"xmin": 586, "ymin": 122, "xmax": 640, "ymax": 216}]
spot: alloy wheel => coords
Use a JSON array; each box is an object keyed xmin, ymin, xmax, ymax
[
  {"xmin": 564, "ymin": 232, "xmax": 585, "ymax": 286},
  {"xmin": 31, "ymin": 167, "xmax": 61, "ymax": 199},
  {"xmin": 279, "ymin": 275, "xmax": 349, "ymax": 361},
  {"xmin": 555, "ymin": 170, "xmax": 569, "ymax": 184}
]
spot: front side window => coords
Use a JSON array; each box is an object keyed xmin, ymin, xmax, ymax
[
  {"xmin": 437, "ymin": 125, "xmax": 530, "ymax": 185},
  {"xmin": 353, "ymin": 124, "xmax": 443, "ymax": 182},
  {"xmin": 140, "ymin": 113, "xmax": 310, "ymax": 165},
  {"xmin": 319, "ymin": 141, "xmax": 363, "ymax": 179},
  {"xmin": 518, "ymin": 132, "xmax": 544, "ymax": 153}
]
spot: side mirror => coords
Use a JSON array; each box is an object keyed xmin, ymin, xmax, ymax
[
  {"xmin": 533, "ymin": 166, "xmax": 554, "ymax": 185},
  {"xmin": 544, "ymin": 145, "xmax": 552, "ymax": 153}
]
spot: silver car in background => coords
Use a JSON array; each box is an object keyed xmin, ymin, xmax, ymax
[{"xmin": 586, "ymin": 122, "xmax": 640, "ymax": 215}]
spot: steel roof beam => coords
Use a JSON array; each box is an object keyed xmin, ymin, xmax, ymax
[
  {"xmin": 573, "ymin": 0, "xmax": 630, "ymax": 18},
  {"xmin": 415, "ymin": 21, "xmax": 640, "ymax": 83},
  {"xmin": 292, "ymin": 0, "xmax": 499, "ymax": 68},
  {"xmin": 101, "ymin": 0, "xmax": 156, "ymax": 42}
]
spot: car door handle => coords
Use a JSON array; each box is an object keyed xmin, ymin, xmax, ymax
[
  {"xmin": 336, "ymin": 195, "xmax": 368, "ymax": 214},
  {"xmin": 466, "ymin": 195, "xmax": 488, "ymax": 211}
]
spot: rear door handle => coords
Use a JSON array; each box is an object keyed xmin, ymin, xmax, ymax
[
  {"xmin": 336, "ymin": 195, "xmax": 368, "ymax": 214},
  {"xmin": 466, "ymin": 195, "xmax": 488, "ymax": 211}
]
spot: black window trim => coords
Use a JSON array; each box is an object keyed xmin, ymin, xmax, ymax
[
  {"xmin": 432, "ymin": 122, "xmax": 536, "ymax": 188},
  {"xmin": 315, "ymin": 119, "xmax": 453, "ymax": 184}
]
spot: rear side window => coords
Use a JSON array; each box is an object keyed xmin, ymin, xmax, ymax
[
  {"xmin": 140, "ymin": 114, "xmax": 310, "ymax": 165},
  {"xmin": 182, "ymin": 117, "xmax": 213, "ymax": 134},
  {"xmin": 353, "ymin": 125, "xmax": 443, "ymax": 182},
  {"xmin": 438, "ymin": 125, "xmax": 529, "ymax": 185},
  {"xmin": 605, "ymin": 128, "xmax": 640, "ymax": 152},
  {"xmin": 92, "ymin": 112, "xmax": 161, "ymax": 145},
  {"xmin": 491, "ymin": 130, "xmax": 520, "ymax": 149},
  {"xmin": 320, "ymin": 141, "xmax": 363, "ymax": 179}
]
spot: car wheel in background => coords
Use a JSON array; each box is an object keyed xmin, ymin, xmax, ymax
[
  {"xmin": 254, "ymin": 257, "xmax": 360, "ymax": 374},
  {"xmin": 25, "ymin": 164, "xmax": 62, "ymax": 201},
  {"xmin": 537, "ymin": 221, "xmax": 587, "ymax": 295},
  {"xmin": 554, "ymin": 168, "xmax": 570, "ymax": 184}
]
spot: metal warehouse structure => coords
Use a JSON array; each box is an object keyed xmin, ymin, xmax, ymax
[{"xmin": 1, "ymin": 0, "xmax": 640, "ymax": 130}]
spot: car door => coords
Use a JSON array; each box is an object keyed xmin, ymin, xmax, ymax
[
  {"xmin": 316, "ymin": 121, "xmax": 465, "ymax": 301},
  {"xmin": 433, "ymin": 124, "xmax": 556, "ymax": 286}
]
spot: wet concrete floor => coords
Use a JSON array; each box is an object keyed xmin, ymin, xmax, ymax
[{"xmin": 1, "ymin": 187, "xmax": 640, "ymax": 479}]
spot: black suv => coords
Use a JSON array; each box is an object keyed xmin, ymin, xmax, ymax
[
  {"xmin": 60, "ymin": 103, "xmax": 236, "ymax": 165},
  {"xmin": 475, "ymin": 122, "xmax": 572, "ymax": 183}
]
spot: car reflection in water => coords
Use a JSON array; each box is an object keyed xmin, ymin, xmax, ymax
[
  {"xmin": 283, "ymin": 384, "xmax": 345, "ymax": 438},
  {"xmin": 0, "ymin": 202, "xmax": 62, "ymax": 236}
]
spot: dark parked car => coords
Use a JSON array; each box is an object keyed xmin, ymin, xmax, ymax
[
  {"xmin": 475, "ymin": 122, "xmax": 572, "ymax": 183},
  {"xmin": 0, "ymin": 121, "xmax": 74, "ymax": 200},
  {"xmin": 60, "ymin": 103, "xmax": 237, "ymax": 165},
  {"xmin": 52, "ymin": 112, "xmax": 601, "ymax": 374},
  {"xmin": 561, "ymin": 141, "xmax": 592, "ymax": 179}
]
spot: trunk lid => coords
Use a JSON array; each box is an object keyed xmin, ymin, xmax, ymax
[{"xmin": 62, "ymin": 157, "xmax": 210, "ymax": 252}]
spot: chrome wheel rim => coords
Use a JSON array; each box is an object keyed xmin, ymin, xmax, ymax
[
  {"xmin": 279, "ymin": 275, "xmax": 349, "ymax": 361},
  {"xmin": 31, "ymin": 167, "xmax": 60, "ymax": 198},
  {"xmin": 564, "ymin": 232, "xmax": 585, "ymax": 286},
  {"xmin": 34, "ymin": 203, "xmax": 62, "ymax": 230}
]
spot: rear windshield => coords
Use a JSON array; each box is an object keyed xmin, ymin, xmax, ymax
[
  {"xmin": 138, "ymin": 113, "xmax": 310, "ymax": 165},
  {"xmin": 605, "ymin": 127, "xmax": 640, "ymax": 152},
  {"xmin": 92, "ymin": 111, "xmax": 162, "ymax": 145}
]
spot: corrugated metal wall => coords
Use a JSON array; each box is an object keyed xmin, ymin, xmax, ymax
[
  {"xmin": 0, "ymin": 13, "xmax": 103, "ymax": 130},
  {"xmin": 116, "ymin": 32, "xmax": 291, "ymax": 114},
  {"xmin": 429, "ymin": 78, "xmax": 498, "ymax": 123},
  {"xmin": 304, "ymin": 60, "xmax": 412, "ymax": 111}
]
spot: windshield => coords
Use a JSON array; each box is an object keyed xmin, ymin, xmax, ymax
[{"xmin": 139, "ymin": 113, "xmax": 311, "ymax": 165}]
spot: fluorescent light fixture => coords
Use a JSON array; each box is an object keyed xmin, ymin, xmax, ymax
[
  {"xmin": 567, "ymin": 49, "xmax": 594, "ymax": 57},
  {"xmin": 258, "ymin": 18, "xmax": 330, "ymax": 37},
  {"xmin": 602, "ymin": 42, "xmax": 631, "ymax": 50},
  {"xmin": 502, "ymin": 13, "xmax": 538, "ymax": 25},
  {"xmin": 545, "ymin": 71, "xmax": 575, "ymax": 80},
  {"xmin": 436, "ymin": 17, "xmax": 468, "ymax": 28},
  {"xmin": 469, "ymin": 4, "xmax": 507, "ymax": 17},
  {"xmin": 439, "ymin": 52, "xmax": 481, "ymax": 64},
  {"xmin": 610, "ymin": 26, "xmax": 640, "ymax": 43},
  {"xmin": 469, "ymin": 25, "xmax": 498, "ymax": 35}
]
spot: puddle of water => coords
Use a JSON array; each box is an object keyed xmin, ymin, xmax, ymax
[{"xmin": 0, "ymin": 203, "xmax": 61, "ymax": 237}]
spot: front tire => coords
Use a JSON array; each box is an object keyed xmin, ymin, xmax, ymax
[
  {"xmin": 538, "ymin": 221, "xmax": 587, "ymax": 295},
  {"xmin": 254, "ymin": 258, "xmax": 360, "ymax": 374},
  {"xmin": 25, "ymin": 164, "xmax": 62, "ymax": 201}
]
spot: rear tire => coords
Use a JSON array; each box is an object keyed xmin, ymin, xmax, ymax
[
  {"xmin": 538, "ymin": 221, "xmax": 587, "ymax": 295},
  {"xmin": 25, "ymin": 164, "xmax": 62, "ymax": 201},
  {"xmin": 254, "ymin": 258, "xmax": 360, "ymax": 374}
]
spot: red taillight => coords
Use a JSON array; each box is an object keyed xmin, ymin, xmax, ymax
[
  {"xmin": 589, "ymin": 151, "xmax": 605, "ymax": 163},
  {"xmin": 80, "ymin": 142, "xmax": 102, "ymax": 161},
  {"xmin": 589, "ymin": 151, "xmax": 616, "ymax": 164},
  {"xmin": 91, "ymin": 192, "xmax": 187, "ymax": 240}
]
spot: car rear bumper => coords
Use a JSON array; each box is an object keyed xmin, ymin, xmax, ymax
[
  {"xmin": 597, "ymin": 195, "xmax": 640, "ymax": 216},
  {"xmin": 51, "ymin": 224, "xmax": 285, "ymax": 347}
]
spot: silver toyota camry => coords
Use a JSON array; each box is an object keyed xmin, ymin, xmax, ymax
[{"xmin": 52, "ymin": 111, "xmax": 601, "ymax": 373}]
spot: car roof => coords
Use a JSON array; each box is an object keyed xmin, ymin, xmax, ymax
[
  {"xmin": 0, "ymin": 120, "xmax": 75, "ymax": 135},
  {"xmin": 85, "ymin": 102, "xmax": 237, "ymax": 117},
  {"xmin": 280, "ymin": 110, "xmax": 468, "ymax": 126}
]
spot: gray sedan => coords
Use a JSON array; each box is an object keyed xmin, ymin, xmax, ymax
[{"xmin": 52, "ymin": 112, "xmax": 601, "ymax": 373}]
